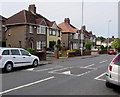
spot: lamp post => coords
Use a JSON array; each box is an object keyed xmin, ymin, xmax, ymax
[
  {"xmin": 81, "ymin": 0, "xmax": 84, "ymax": 56},
  {"xmin": 107, "ymin": 20, "xmax": 112, "ymax": 51}
]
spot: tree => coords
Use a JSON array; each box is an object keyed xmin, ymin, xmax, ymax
[
  {"xmin": 98, "ymin": 36, "xmax": 106, "ymax": 43},
  {"xmin": 85, "ymin": 42, "xmax": 92, "ymax": 51},
  {"xmin": 111, "ymin": 38, "xmax": 120, "ymax": 49}
]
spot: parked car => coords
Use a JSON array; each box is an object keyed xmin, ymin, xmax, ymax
[
  {"xmin": 107, "ymin": 49, "xmax": 117, "ymax": 55},
  {"xmin": 0, "ymin": 48, "xmax": 40, "ymax": 72},
  {"xmin": 106, "ymin": 53, "xmax": 120, "ymax": 87}
]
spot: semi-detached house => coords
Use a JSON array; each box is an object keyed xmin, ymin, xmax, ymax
[
  {"xmin": 5, "ymin": 4, "xmax": 61, "ymax": 50},
  {"xmin": 58, "ymin": 18, "xmax": 80, "ymax": 50}
]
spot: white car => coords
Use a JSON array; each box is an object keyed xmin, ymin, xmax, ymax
[
  {"xmin": 0, "ymin": 48, "xmax": 40, "ymax": 72},
  {"xmin": 106, "ymin": 53, "xmax": 120, "ymax": 87}
]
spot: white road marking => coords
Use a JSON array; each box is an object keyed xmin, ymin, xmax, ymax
[
  {"xmin": 49, "ymin": 67, "xmax": 72, "ymax": 73},
  {"xmin": 35, "ymin": 66, "xmax": 63, "ymax": 72},
  {"xmin": 62, "ymin": 71, "xmax": 71, "ymax": 75},
  {"xmin": 0, "ymin": 76, "xmax": 54, "ymax": 94},
  {"xmin": 84, "ymin": 64, "xmax": 95, "ymax": 68},
  {"xmin": 99, "ymin": 60, "xmax": 108, "ymax": 64},
  {"xmin": 26, "ymin": 68, "xmax": 34, "ymax": 71},
  {"xmin": 94, "ymin": 72, "xmax": 106, "ymax": 82}
]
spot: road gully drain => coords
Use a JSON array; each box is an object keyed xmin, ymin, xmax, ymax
[{"xmin": 49, "ymin": 67, "xmax": 94, "ymax": 76}]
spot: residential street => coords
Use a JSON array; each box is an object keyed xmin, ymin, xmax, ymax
[{"xmin": 1, "ymin": 54, "xmax": 120, "ymax": 95}]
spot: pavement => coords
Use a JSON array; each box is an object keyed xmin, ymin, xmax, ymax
[{"xmin": 40, "ymin": 54, "xmax": 100, "ymax": 65}]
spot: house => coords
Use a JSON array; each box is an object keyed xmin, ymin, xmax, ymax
[
  {"xmin": 47, "ymin": 21, "xmax": 62, "ymax": 49},
  {"xmin": 101, "ymin": 36, "xmax": 115, "ymax": 47},
  {"xmin": 5, "ymin": 4, "xmax": 61, "ymax": 51},
  {"xmin": 79, "ymin": 26, "xmax": 97, "ymax": 49},
  {"xmin": 58, "ymin": 18, "xmax": 79, "ymax": 50},
  {"xmin": 0, "ymin": 15, "xmax": 7, "ymax": 47}
]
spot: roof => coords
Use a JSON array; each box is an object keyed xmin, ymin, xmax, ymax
[
  {"xmin": 5, "ymin": 10, "xmax": 59, "ymax": 28},
  {"xmin": 0, "ymin": 15, "xmax": 6, "ymax": 20},
  {"xmin": 58, "ymin": 22, "xmax": 78, "ymax": 33},
  {"xmin": 103, "ymin": 38, "xmax": 115, "ymax": 43}
]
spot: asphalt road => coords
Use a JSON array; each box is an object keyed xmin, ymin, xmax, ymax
[{"xmin": 1, "ymin": 54, "xmax": 120, "ymax": 96}]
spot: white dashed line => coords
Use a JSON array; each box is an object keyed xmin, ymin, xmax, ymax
[
  {"xmin": 84, "ymin": 64, "xmax": 95, "ymax": 68},
  {"xmin": 0, "ymin": 76, "xmax": 55, "ymax": 94},
  {"xmin": 99, "ymin": 60, "xmax": 108, "ymax": 64}
]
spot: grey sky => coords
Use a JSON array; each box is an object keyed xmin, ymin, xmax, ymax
[{"xmin": 0, "ymin": 0, "xmax": 119, "ymax": 38}]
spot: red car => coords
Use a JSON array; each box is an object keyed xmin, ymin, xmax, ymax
[{"xmin": 108, "ymin": 49, "xmax": 117, "ymax": 55}]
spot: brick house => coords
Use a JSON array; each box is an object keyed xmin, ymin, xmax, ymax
[
  {"xmin": 0, "ymin": 15, "xmax": 7, "ymax": 47},
  {"xmin": 58, "ymin": 18, "xmax": 80, "ymax": 50},
  {"xmin": 5, "ymin": 4, "xmax": 61, "ymax": 51},
  {"xmin": 79, "ymin": 26, "xmax": 96, "ymax": 49}
]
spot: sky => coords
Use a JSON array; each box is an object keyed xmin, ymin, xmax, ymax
[{"xmin": 0, "ymin": 0, "xmax": 119, "ymax": 38}]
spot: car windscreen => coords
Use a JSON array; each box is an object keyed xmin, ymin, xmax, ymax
[
  {"xmin": 109, "ymin": 50, "xmax": 114, "ymax": 51},
  {"xmin": 114, "ymin": 54, "xmax": 120, "ymax": 65}
]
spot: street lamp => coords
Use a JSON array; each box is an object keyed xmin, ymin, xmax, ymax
[
  {"xmin": 81, "ymin": 0, "xmax": 84, "ymax": 56},
  {"xmin": 107, "ymin": 20, "xmax": 112, "ymax": 50}
]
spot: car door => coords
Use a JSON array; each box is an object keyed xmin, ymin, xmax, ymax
[
  {"xmin": 10, "ymin": 49, "xmax": 23, "ymax": 67},
  {"xmin": 20, "ymin": 49, "xmax": 33, "ymax": 66}
]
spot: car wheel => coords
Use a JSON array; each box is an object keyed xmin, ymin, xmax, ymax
[
  {"xmin": 4, "ymin": 63, "xmax": 13, "ymax": 72},
  {"xmin": 106, "ymin": 81, "xmax": 112, "ymax": 88},
  {"xmin": 32, "ymin": 60, "xmax": 38, "ymax": 67}
]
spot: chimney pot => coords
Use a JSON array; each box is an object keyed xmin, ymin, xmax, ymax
[
  {"xmin": 64, "ymin": 18, "xmax": 70, "ymax": 24},
  {"xmin": 28, "ymin": 4, "xmax": 36, "ymax": 14}
]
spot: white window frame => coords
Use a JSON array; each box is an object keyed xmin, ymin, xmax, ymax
[
  {"xmin": 37, "ymin": 25, "xmax": 46, "ymax": 35},
  {"xmin": 37, "ymin": 41, "xmax": 41, "ymax": 50},
  {"xmin": 29, "ymin": 26, "xmax": 33, "ymax": 33}
]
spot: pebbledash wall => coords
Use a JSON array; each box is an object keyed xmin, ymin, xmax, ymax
[{"xmin": 118, "ymin": 1, "xmax": 120, "ymax": 38}]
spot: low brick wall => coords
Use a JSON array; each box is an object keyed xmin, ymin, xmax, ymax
[
  {"xmin": 91, "ymin": 51, "xmax": 99, "ymax": 55},
  {"xmin": 99, "ymin": 50, "xmax": 107, "ymax": 54},
  {"xmin": 67, "ymin": 52, "xmax": 81, "ymax": 57},
  {"xmin": 83, "ymin": 51, "xmax": 91, "ymax": 56}
]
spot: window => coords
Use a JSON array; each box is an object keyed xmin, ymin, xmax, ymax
[
  {"xmin": 37, "ymin": 41, "xmax": 46, "ymax": 50},
  {"xmin": 37, "ymin": 26, "xmax": 46, "ymax": 34},
  {"xmin": 20, "ymin": 50, "xmax": 29, "ymax": 56},
  {"xmin": 29, "ymin": 26, "xmax": 33, "ymax": 33},
  {"xmin": 49, "ymin": 29, "xmax": 52, "ymax": 35},
  {"xmin": 114, "ymin": 55, "xmax": 120, "ymax": 65},
  {"xmin": 11, "ymin": 49, "xmax": 20, "ymax": 55},
  {"xmin": 37, "ymin": 41, "xmax": 41, "ymax": 50},
  {"xmin": 58, "ymin": 30, "xmax": 60, "ymax": 37},
  {"xmin": 74, "ymin": 33, "xmax": 79, "ymax": 39},
  {"xmin": 2, "ymin": 50, "xmax": 10, "ymax": 55},
  {"xmin": 52, "ymin": 30, "xmax": 56, "ymax": 36},
  {"xmin": 49, "ymin": 29, "xmax": 56, "ymax": 36}
]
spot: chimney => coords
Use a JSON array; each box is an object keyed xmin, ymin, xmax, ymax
[
  {"xmin": 81, "ymin": 25, "xmax": 86, "ymax": 31},
  {"xmin": 89, "ymin": 31, "xmax": 92, "ymax": 34},
  {"xmin": 64, "ymin": 18, "xmax": 70, "ymax": 24},
  {"xmin": 112, "ymin": 36, "xmax": 114, "ymax": 39},
  {"xmin": 28, "ymin": 4, "xmax": 36, "ymax": 14}
]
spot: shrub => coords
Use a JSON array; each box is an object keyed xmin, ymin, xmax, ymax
[
  {"xmin": 27, "ymin": 48, "xmax": 35, "ymax": 53},
  {"xmin": 85, "ymin": 42, "xmax": 92, "ymax": 51},
  {"xmin": 74, "ymin": 48, "xmax": 81, "ymax": 53}
]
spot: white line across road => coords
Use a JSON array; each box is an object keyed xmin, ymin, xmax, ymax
[
  {"xmin": 83, "ymin": 64, "xmax": 95, "ymax": 68},
  {"xmin": 94, "ymin": 72, "xmax": 106, "ymax": 82},
  {"xmin": 0, "ymin": 76, "xmax": 55, "ymax": 95},
  {"xmin": 99, "ymin": 60, "xmax": 108, "ymax": 64}
]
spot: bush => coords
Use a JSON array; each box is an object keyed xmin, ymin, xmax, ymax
[
  {"xmin": 66, "ymin": 50, "xmax": 75, "ymax": 53},
  {"xmin": 27, "ymin": 48, "xmax": 35, "ymax": 53},
  {"xmin": 74, "ymin": 48, "xmax": 81, "ymax": 53},
  {"xmin": 85, "ymin": 42, "xmax": 92, "ymax": 51}
]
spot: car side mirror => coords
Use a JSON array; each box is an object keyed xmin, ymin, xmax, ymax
[{"xmin": 28, "ymin": 54, "xmax": 31, "ymax": 56}]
